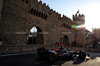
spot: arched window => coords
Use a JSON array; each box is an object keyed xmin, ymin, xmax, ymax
[
  {"xmin": 63, "ymin": 35, "xmax": 69, "ymax": 44},
  {"xmin": 27, "ymin": 26, "xmax": 44, "ymax": 44},
  {"xmin": 30, "ymin": 8, "xmax": 33, "ymax": 14},
  {"xmin": 43, "ymin": 14, "xmax": 45, "ymax": 19},
  {"xmin": 36, "ymin": 10, "xmax": 38, "ymax": 16},
  {"xmin": 38, "ymin": 12, "xmax": 41, "ymax": 17},
  {"xmin": 30, "ymin": 26, "xmax": 37, "ymax": 37},
  {"xmin": 45, "ymin": 15, "xmax": 47, "ymax": 20},
  {"xmin": 41, "ymin": 13, "xmax": 43, "ymax": 18},
  {"xmin": 33, "ymin": 9, "xmax": 36, "ymax": 15}
]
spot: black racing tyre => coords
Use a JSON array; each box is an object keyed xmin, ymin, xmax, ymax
[
  {"xmin": 79, "ymin": 51, "xmax": 86, "ymax": 59},
  {"xmin": 81, "ymin": 52, "xmax": 86, "ymax": 59},
  {"xmin": 49, "ymin": 53, "xmax": 56, "ymax": 61}
]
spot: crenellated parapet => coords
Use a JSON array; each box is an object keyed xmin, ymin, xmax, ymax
[
  {"xmin": 92, "ymin": 28, "xmax": 100, "ymax": 39},
  {"xmin": 62, "ymin": 15, "xmax": 72, "ymax": 24},
  {"xmin": 22, "ymin": 0, "xmax": 73, "ymax": 23},
  {"xmin": 92, "ymin": 28, "xmax": 100, "ymax": 32},
  {"xmin": 61, "ymin": 14, "xmax": 73, "ymax": 29},
  {"xmin": 46, "ymin": 5, "xmax": 50, "ymax": 10},
  {"xmin": 72, "ymin": 13, "xmax": 85, "ymax": 25},
  {"xmin": 73, "ymin": 14, "xmax": 85, "ymax": 21},
  {"xmin": 38, "ymin": 0, "xmax": 42, "ymax": 5},
  {"xmin": 42, "ymin": 3, "xmax": 46, "ymax": 7}
]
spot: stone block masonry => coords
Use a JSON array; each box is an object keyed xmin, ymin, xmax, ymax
[{"xmin": 0, "ymin": 0, "xmax": 87, "ymax": 54}]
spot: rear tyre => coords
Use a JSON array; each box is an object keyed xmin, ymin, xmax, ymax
[{"xmin": 49, "ymin": 53, "xmax": 56, "ymax": 61}]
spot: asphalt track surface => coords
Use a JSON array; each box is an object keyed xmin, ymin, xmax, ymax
[{"xmin": 0, "ymin": 51, "xmax": 100, "ymax": 66}]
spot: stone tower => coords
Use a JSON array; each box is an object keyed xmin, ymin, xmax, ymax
[{"xmin": 73, "ymin": 13, "xmax": 86, "ymax": 46}]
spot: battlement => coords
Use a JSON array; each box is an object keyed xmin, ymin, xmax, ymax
[
  {"xmin": 73, "ymin": 13, "xmax": 85, "ymax": 21},
  {"xmin": 38, "ymin": 0, "xmax": 42, "ymax": 4},
  {"xmin": 22, "ymin": 0, "xmax": 72, "ymax": 22},
  {"xmin": 73, "ymin": 13, "xmax": 85, "ymax": 18},
  {"xmin": 38, "ymin": 1, "xmax": 50, "ymax": 10},
  {"xmin": 31, "ymin": 0, "xmax": 72, "ymax": 19},
  {"xmin": 92, "ymin": 28, "xmax": 100, "ymax": 32},
  {"xmin": 62, "ymin": 15, "xmax": 72, "ymax": 22},
  {"xmin": 43, "ymin": 3, "xmax": 46, "ymax": 7}
]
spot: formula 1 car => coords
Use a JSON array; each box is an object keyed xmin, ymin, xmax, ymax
[{"xmin": 37, "ymin": 47, "xmax": 90, "ymax": 61}]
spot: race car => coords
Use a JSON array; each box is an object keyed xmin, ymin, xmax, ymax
[{"xmin": 37, "ymin": 47, "xmax": 89, "ymax": 61}]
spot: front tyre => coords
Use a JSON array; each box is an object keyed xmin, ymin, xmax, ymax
[
  {"xmin": 49, "ymin": 53, "xmax": 56, "ymax": 61},
  {"xmin": 79, "ymin": 51, "xmax": 86, "ymax": 59}
]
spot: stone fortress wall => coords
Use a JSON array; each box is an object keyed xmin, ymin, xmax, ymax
[
  {"xmin": 0, "ymin": 0, "xmax": 88, "ymax": 54},
  {"xmin": 0, "ymin": 0, "xmax": 76, "ymax": 45}
]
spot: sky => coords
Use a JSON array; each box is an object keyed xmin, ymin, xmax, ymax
[{"xmin": 38, "ymin": 0, "xmax": 100, "ymax": 32}]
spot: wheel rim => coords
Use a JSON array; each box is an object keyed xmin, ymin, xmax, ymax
[{"xmin": 49, "ymin": 53, "xmax": 56, "ymax": 61}]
